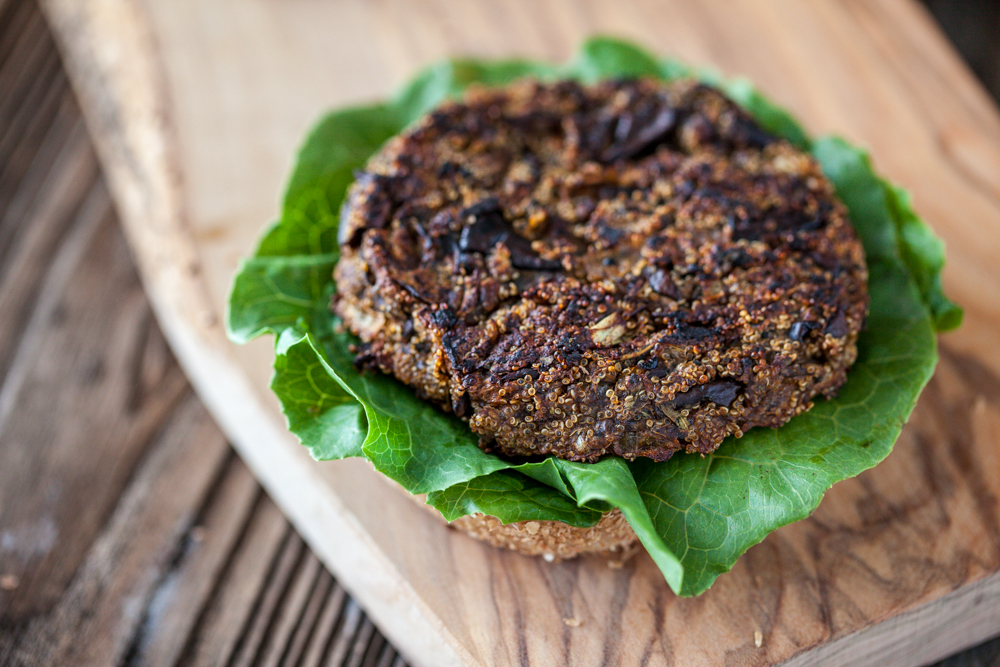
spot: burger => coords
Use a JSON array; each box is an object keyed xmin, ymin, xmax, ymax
[{"xmin": 227, "ymin": 38, "xmax": 960, "ymax": 596}]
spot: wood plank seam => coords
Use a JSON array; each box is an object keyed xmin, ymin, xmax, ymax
[
  {"xmin": 0, "ymin": 47, "xmax": 64, "ymax": 175},
  {"xmin": 276, "ymin": 563, "xmax": 334, "ymax": 667},
  {"xmin": 0, "ymin": 175, "xmax": 108, "ymax": 430},
  {"xmin": 226, "ymin": 527, "xmax": 303, "ymax": 667},
  {"xmin": 0, "ymin": 25, "xmax": 58, "ymax": 132},
  {"xmin": 0, "ymin": 3, "xmax": 49, "ymax": 111},
  {"xmin": 117, "ymin": 449, "xmax": 243, "ymax": 666},
  {"xmin": 251, "ymin": 549, "xmax": 324, "ymax": 667},
  {"xmin": 0, "ymin": 395, "xmax": 230, "ymax": 665},
  {"xmin": 0, "ymin": 0, "xmax": 37, "ymax": 67},
  {"xmin": 0, "ymin": 86, "xmax": 79, "ymax": 260},
  {"xmin": 25, "ymin": 0, "xmax": 1000, "ymax": 664},
  {"xmin": 134, "ymin": 456, "xmax": 264, "ymax": 667},
  {"xmin": 300, "ymin": 584, "xmax": 350, "ymax": 667},
  {"xmin": 0, "ymin": 118, "xmax": 95, "ymax": 385},
  {"xmin": 0, "ymin": 83, "xmax": 76, "ymax": 233},
  {"xmin": 166, "ymin": 484, "xmax": 274, "ymax": 667},
  {"xmin": 169, "ymin": 489, "xmax": 296, "ymax": 665}
]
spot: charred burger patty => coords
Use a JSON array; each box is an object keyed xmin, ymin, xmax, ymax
[{"xmin": 333, "ymin": 78, "xmax": 868, "ymax": 462}]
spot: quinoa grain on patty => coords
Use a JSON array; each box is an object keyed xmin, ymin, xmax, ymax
[{"xmin": 334, "ymin": 78, "xmax": 868, "ymax": 462}]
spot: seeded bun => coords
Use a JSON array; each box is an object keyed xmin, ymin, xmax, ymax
[{"xmin": 449, "ymin": 510, "xmax": 638, "ymax": 561}]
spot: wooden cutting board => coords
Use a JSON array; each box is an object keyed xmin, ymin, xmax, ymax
[{"xmin": 40, "ymin": 0, "xmax": 1000, "ymax": 665}]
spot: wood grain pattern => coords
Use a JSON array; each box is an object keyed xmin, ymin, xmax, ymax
[
  {"xmin": 33, "ymin": 0, "xmax": 1000, "ymax": 665},
  {"xmin": 919, "ymin": 0, "xmax": 1000, "ymax": 107},
  {"xmin": 0, "ymin": 7, "xmax": 410, "ymax": 663}
]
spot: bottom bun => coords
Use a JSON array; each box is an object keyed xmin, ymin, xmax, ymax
[
  {"xmin": 448, "ymin": 509, "xmax": 639, "ymax": 562},
  {"xmin": 385, "ymin": 471, "xmax": 639, "ymax": 562}
]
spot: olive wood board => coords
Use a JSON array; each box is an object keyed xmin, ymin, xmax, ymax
[{"xmin": 40, "ymin": 0, "xmax": 1000, "ymax": 665}]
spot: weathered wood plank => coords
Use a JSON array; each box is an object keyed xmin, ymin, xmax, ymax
[
  {"xmin": 0, "ymin": 117, "xmax": 96, "ymax": 382},
  {"xmin": 0, "ymin": 0, "xmax": 47, "ymax": 109},
  {"xmin": 127, "ymin": 454, "xmax": 260, "ymax": 667},
  {"xmin": 0, "ymin": 1, "xmax": 30, "ymax": 66},
  {"xmin": 0, "ymin": 201, "xmax": 194, "ymax": 616},
  {"xmin": 0, "ymin": 85, "xmax": 79, "ymax": 263},
  {"xmin": 938, "ymin": 636, "xmax": 1000, "ymax": 667},
  {"xmin": 35, "ymin": 0, "xmax": 1000, "ymax": 664},
  {"xmin": 0, "ymin": 31, "xmax": 56, "ymax": 133},
  {"xmin": 0, "ymin": 393, "xmax": 232, "ymax": 666},
  {"xmin": 0, "ymin": 0, "xmax": 997, "ymax": 665},
  {"xmin": 327, "ymin": 599, "xmax": 373, "ymax": 667},
  {"xmin": 227, "ymin": 531, "xmax": 306, "ymax": 667},
  {"xmin": 253, "ymin": 550, "xmax": 323, "ymax": 667},
  {"xmin": 175, "ymin": 499, "xmax": 289, "ymax": 667},
  {"xmin": 0, "ymin": 47, "xmax": 64, "ymax": 184},
  {"xmin": 298, "ymin": 578, "xmax": 349, "ymax": 667},
  {"xmin": 0, "ymin": 7, "xmax": 404, "ymax": 666},
  {"xmin": 279, "ymin": 566, "xmax": 336, "ymax": 667}
]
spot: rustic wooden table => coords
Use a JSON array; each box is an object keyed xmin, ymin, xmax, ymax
[
  {"xmin": 0, "ymin": 0, "xmax": 997, "ymax": 665},
  {"xmin": 0, "ymin": 1, "xmax": 406, "ymax": 664}
]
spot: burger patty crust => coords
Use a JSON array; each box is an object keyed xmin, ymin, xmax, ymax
[{"xmin": 334, "ymin": 78, "xmax": 868, "ymax": 462}]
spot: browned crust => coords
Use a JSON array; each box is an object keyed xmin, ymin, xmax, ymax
[
  {"xmin": 393, "ymin": 476, "xmax": 639, "ymax": 560},
  {"xmin": 449, "ymin": 509, "xmax": 638, "ymax": 561},
  {"xmin": 334, "ymin": 78, "xmax": 868, "ymax": 462}
]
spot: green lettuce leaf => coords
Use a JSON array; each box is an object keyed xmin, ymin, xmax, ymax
[
  {"xmin": 427, "ymin": 469, "xmax": 604, "ymax": 528},
  {"xmin": 227, "ymin": 36, "xmax": 961, "ymax": 596}
]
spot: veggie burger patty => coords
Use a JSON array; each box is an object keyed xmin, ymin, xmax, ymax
[{"xmin": 333, "ymin": 78, "xmax": 868, "ymax": 462}]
